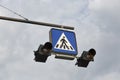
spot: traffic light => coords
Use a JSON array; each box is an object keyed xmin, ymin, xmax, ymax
[
  {"xmin": 34, "ymin": 42, "xmax": 52, "ymax": 62},
  {"xmin": 75, "ymin": 48, "xmax": 96, "ymax": 67}
]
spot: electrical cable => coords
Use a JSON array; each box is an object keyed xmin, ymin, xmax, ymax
[{"xmin": 0, "ymin": 4, "xmax": 28, "ymax": 20}]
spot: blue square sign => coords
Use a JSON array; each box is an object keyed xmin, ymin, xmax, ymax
[{"xmin": 50, "ymin": 28, "xmax": 78, "ymax": 55}]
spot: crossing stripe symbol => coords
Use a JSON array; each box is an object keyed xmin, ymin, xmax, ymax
[{"xmin": 54, "ymin": 33, "xmax": 75, "ymax": 51}]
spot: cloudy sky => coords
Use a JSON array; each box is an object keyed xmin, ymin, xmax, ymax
[{"xmin": 0, "ymin": 0, "xmax": 120, "ymax": 80}]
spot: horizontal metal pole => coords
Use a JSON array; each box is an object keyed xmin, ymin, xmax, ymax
[{"xmin": 0, "ymin": 16, "xmax": 74, "ymax": 30}]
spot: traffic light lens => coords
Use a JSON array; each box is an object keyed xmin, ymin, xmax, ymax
[{"xmin": 43, "ymin": 42, "xmax": 52, "ymax": 50}]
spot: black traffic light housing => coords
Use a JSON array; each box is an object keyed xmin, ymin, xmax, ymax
[
  {"xmin": 75, "ymin": 48, "xmax": 96, "ymax": 67},
  {"xmin": 34, "ymin": 42, "xmax": 52, "ymax": 62}
]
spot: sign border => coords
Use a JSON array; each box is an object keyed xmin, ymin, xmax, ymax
[{"xmin": 49, "ymin": 28, "xmax": 78, "ymax": 56}]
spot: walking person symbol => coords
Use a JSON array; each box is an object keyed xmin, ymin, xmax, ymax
[
  {"xmin": 55, "ymin": 32, "xmax": 74, "ymax": 51},
  {"xmin": 59, "ymin": 36, "xmax": 69, "ymax": 49}
]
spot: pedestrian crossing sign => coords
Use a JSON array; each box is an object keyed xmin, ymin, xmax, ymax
[{"xmin": 50, "ymin": 28, "xmax": 78, "ymax": 55}]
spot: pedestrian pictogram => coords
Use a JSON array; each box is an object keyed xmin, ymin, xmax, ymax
[
  {"xmin": 50, "ymin": 28, "xmax": 78, "ymax": 55},
  {"xmin": 54, "ymin": 33, "xmax": 75, "ymax": 51}
]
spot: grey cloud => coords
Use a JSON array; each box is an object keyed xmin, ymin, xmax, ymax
[
  {"xmin": 81, "ymin": 0, "xmax": 120, "ymax": 79},
  {"xmin": 0, "ymin": 0, "xmax": 120, "ymax": 80}
]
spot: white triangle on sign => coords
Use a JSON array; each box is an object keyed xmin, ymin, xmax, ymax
[{"xmin": 54, "ymin": 32, "xmax": 75, "ymax": 51}]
